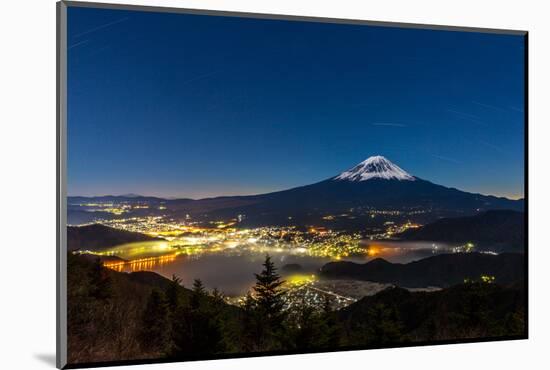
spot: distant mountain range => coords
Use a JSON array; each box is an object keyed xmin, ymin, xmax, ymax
[
  {"xmin": 320, "ymin": 252, "xmax": 524, "ymax": 288},
  {"xmin": 67, "ymin": 224, "xmax": 159, "ymax": 251},
  {"xmin": 69, "ymin": 156, "xmax": 523, "ymax": 227},
  {"xmin": 398, "ymin": 210, "xmax": 524, "ymax": 249},
  {"xmin": 68, "ymin": 195, "xmax": 172, "ymax": 204}
]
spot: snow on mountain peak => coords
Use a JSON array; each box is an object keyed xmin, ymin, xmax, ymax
[{"xmin": 334, "ymin": 156, "xmax": 415, "ymax": 182}]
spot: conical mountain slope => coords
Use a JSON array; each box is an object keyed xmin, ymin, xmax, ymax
[{"xmin": 171, "ymin": 156, "xmax": 523, "ymax": 227}]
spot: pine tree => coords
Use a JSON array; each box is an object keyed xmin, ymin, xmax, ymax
[
  {"xmin": 170, "ymin": 279, "xmax": 225, "ymax": 356},
  {"xmin": 211, "ymin": 288, "xmax": 226, "ymax": 312},
  {"xmin": 165, "ymin": 274, "xmax": 182, "ymax": 311},
  {"xmin": 191, "ymin": 279, "xmax": 206, "ymax": 310},
  {"xmin": 244, "ymin": 255, "xmax": 287, "ymax": 350},
  {"xmin": 253, "ymin": 255, "xmax": 286, "ymax": 317},
  {"xmin": 140, "ymin": 289, "xmax": 171, "ymax": 353},
  {"xmin": 211, "ymin": 288, "xmax": 224, "ymax": 303},
  {"xmin": 88, "ymin": 257, "xmax": 112, "ymax": 300}
]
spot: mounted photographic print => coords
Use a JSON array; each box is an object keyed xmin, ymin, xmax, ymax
[{"xmin": 56, "ymin": 1, "xmax": 528, "ymax": 368}]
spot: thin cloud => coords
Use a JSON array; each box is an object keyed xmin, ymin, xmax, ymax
[
  {"xmin": 68, "ymin": 39, "xmax": 90, "ymax": 50},
  {"xmin": 447, "ymin": 109, "xmax": 480, "ymax": 120},
  {"xmin": 472, "ymin": 101, "xmax": 508, "ymax": 112},
  {"xmin": 371, "ymin": 122, "xmax": 407, "ymax": 127},
  {"xmin": 478, "ymin": 139, "xmax": 504, "ymax": 153},
  {"xmin": 73, "ymin": 17, "xmax": 130, "ymax": 38},
  {"xmin": 446, "ymin": 109, "xmax": 487, "ymax": 126}
]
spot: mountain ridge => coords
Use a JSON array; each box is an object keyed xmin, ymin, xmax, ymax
[
  {"xmin": 69, "ymin": 156, "xmax": 522, "ymax": 203},
  {"xmin": 398, "ymin": 210, "xmax": 524, "ymax": 249},
  {"xmin": 68, "ymin": 156, "xmax": 524, "ymax": 227},
  {"xmin": 320, "ymin": 252, "xmax": 524, "ymax": 288},
  {"xmin": 67, "ymin": 224, "xmax": 161, "ymax": 251}
]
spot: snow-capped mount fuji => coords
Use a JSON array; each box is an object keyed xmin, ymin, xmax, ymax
[
  {"xmin": 335, "ymin": 156, "xmax": 415, "ymax": 182},
  {"xmin": 165, "ymin": 155, "xmax": 523, "ymax": 228}
]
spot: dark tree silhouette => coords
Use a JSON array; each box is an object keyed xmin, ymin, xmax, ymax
[
  {"xmin": 140, "ymin": 289, "xmax": 171, "ymax": 354},
  {"xmin": 65, "ymin": 251, "xmax": 525, "ymax": 364},
  {"xmin": 169, "ymin": 279, "xmax": 225, "ymax": 357},
  {"xmin": 190, "ymin": 279, "xmax": 206, "ymax": 309},
  {"xmin": 166, "ymin": 274, "xmax": 183, "ymax": 311},
  {"xmin": 89, "ymin": 257, "xmax": 112, "ymax": 300},
  {"xmin": 241, "ymin": 255, "xmax": 288, "ymax": 351},
  {"xmin": 253, "ymin": 255, "xmax": 286, "ymax": 317}
]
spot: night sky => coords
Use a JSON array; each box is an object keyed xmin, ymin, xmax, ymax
[{"xmin": 67, "ymin": 6, "xmax": 525, "ymax": 199}]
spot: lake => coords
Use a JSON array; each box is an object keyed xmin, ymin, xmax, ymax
[{"xmin": 90, "ymin": 239, "xmax": 466, "ymax": 295}]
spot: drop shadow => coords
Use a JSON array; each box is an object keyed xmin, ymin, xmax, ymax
[{"xmin": 34, "ymin": 353, "xmax": 56, "ymax": 367}]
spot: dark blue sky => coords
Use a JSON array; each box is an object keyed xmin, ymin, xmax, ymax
[{"xmin": 67, "ymin": 6, "xmax": 525, "ymax": 199}]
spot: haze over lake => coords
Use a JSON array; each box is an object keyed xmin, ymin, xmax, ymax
[{"xmin": 92, "ymin": 239, "xmax": 465, "ymax": 295}]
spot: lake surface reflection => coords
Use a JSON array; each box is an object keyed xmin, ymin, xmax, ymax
[{"xmin": 92, "ymin": 239, "xmax": 462, "ymax": 295}]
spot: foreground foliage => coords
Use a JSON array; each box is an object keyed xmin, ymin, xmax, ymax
[{"xmin": 67, "ymin": 254, "xmax": 525, "ymax": 365}]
